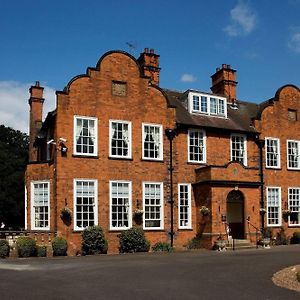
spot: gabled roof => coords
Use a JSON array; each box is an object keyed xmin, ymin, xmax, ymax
[{"xmin": 163, "ymin": 89, "xmax": 259, "ymax": 134}]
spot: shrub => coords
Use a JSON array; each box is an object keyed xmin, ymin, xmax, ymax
[
  {"xmin": 52, "ymin": 237, "xmax": 68, "ymax": 256},
  {"xmin": 186, "ymin": 236, "xmax": 201, "ymax": 249},
  {"xmin": 16, "ymin": 237, "xmax": 37, "ymax": 257},
  {"xmin": 274, "ymin": 227, "xmax": 289, "ymax": 245},
  {"xmin": 0, "ymin": 239, "xmax": 10, "ymax": 258},
  {"xmin": 152, "ymin": 242, "xmax": 173, "ymax": 252},
  {"xmin": 81, "ymin": 226, "xmax": 108, "ymax": 255},
  {"xmin": 290, "ymin": 231, "xmax": 300, "ymax": 244},
  {"xmin": 297, "ymin": 271, "xmax": 300, "ymax": 283},
  {"xmin": 37, "ymin": 245, "xmax": 47, "ymax": 257},
  {"xmin": 119, "ymin": 227, "xmax": 150, "ymax": 253}
]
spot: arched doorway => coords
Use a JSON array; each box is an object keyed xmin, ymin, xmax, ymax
[{"xmin": 226, "ymin": 190, "xmax": 245, "ymax": 239}]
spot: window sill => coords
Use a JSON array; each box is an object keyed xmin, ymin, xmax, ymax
[
  {"xmin": 265, "ymin": 166, "xmax": 281, "ymax": 170},
  {"xmin": 187, "ymin": 161, "xmax": 207, "ymax": 165},
  {"xmin": 178, "ymin": 228, "xmax": 193, "ymax": 231},
  {"xmin": 143, "ymin": 228, "xmax": 165, "ymax": 231},
  {"xmin": 287, "ymin": 168, "xmax": 300, "ymax": 171},
  {"xmin": 72, "ymin": 154, "xmax": 99, "ymax": 159},
  {"xmin": 108, "ymin": 156, "xmax": 133, "ymax": 161},
  {"xmin": 141, "ymin": 158, "xmax": 164, "ymax": 163}
]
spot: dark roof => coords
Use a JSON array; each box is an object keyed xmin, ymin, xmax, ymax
[{"xmin": 163, "ymin": 89, "xmax": 259, "ymax": 134}]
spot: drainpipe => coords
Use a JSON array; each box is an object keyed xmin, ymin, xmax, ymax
[
  {"xmin": 165, "ymin": 128, "xmax": 177, "ymax": 247},
  {"xmin": 255, "ymin": 138, "xmax": 265, "ymax": 230}
]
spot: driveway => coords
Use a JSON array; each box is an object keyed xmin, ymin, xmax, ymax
[{"xmin": 0, "ymin": 245, "xmax": 299, "ymax": 300}]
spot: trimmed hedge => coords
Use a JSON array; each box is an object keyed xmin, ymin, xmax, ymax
[
  {"xmin": 37, "ymin": 245, "xmax": 47, "ymax": 257},
  {"xmin": 81, "ymin": 226, "xmax": 108, "ymax": 255},
  {"xmin": 0, "ymin": 239, "xmax": 10, "ymax": 258},
  {"xmin": 152, "ymin": 242, "xmax": 173, "ymax": 252},
  {"xmin": 119, "ymin": 227, "xmax": 150, "ymax": 253},
  {"xmin": 16, "ymin": 237, "xmax": 37, "ymax": 257},
  {"xmin": 52, "ymin": 237, "xmax": 68, "ymax": 256}
]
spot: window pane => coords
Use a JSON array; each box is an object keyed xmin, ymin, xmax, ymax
[
  {"xmin": 179, "ymin": 184, "xmax": 191, "ymax": 228},
  {"xmin": 111, "ymin": 121, "xmax": 130, "ymax": 158},
  {"xmin": 144, "ymin": 183, "xmax": 162, "ymax": 229},
  {"xmin": 143, "ymin": 125, "xmax": 161, "ymax": 159},
  {"xmin": 32, "ymin": 182, "xmax": 49, "ymax": 229},
  {"xmin": 189, "ymin": 130, "xmax": 205, "ymax": 163},
  {"xmin": 75, "ymin": 117, "xmax": 96, "ymax": 155}
]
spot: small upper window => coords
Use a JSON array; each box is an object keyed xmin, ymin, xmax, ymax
[
  {"xmin": 109, "ymin": 120, "xmax": 132, "ymax": 159},
  {"xmin": 288, "ymin": 109, "xmax": 297, "ymax": 121},
  {"xmin": 189, "ymin": 92, "xmax": 227, "ymax": 117},
  {"xmin": 74, "ymin": 116, "xmax": 98, "ymax": 156}
]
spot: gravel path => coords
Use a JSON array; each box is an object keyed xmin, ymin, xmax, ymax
[{"xmin": 273, "ymin": 265, "xmax": 300, "ymax": 292}]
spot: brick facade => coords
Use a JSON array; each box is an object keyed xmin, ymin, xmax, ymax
[{"xmin": 25, "ymin": 49, "xmax": 300, "ymax": 254}]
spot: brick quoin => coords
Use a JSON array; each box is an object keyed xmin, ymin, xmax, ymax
[{"xmin": 25, "ymin": 49, "xmax": 300, "ymax": 255}]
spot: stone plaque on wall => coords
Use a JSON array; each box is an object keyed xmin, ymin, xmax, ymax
[{"xmin": 112, "ymin": 81, "xmax": 127, "ymax": 96}]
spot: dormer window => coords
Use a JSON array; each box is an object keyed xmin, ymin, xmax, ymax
[{"xmin": 189, "ymin": 92, "xmax": 227, "ymax": 117}]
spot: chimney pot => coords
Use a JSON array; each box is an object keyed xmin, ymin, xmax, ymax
[
  {"xmin": 144, "ymin": 48, "xmax": 149, "ymax": 53},
  {"xmin": 150, "ymin": 48, "xmax": 154, "ymax": 54},
  {"xmin": 35, "ymin": 81, "xmax": 40, "ymax": 87},
  {"xmin": 222, "ymin": 64, "xmax": 227, "ymax": 69},
  {"xmin": 227, "ymin": 64, "xmax": 231, "ymax": 69}
]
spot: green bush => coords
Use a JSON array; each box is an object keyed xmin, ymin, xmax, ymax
[
  {"xmin": 297, "ymin": 271, "xmax": 300, "ymax": 283},
  {"xmin": 274, "ymin": 227, "xmax": 289, "ymax": 245},
  {"xmin": 37, "ymin": 245, "xmax": 47, "ymax": 257},
  {"xmin": 152, "ymin": 242, "xmax": 173, "ymax": 252},
  {"xmin": 52, "ymin": 237, "xmax": 68, "ymax": 256},
  {"xmin": 186, "ymin": 237, "xmax": 201, "ymax": 249},
  {"xmin": 16, "ymin": 237, "xmax": 37, "ymax": 257},
  {"xmin": 290, "ymin": 231, "xmax": 300, "ymax": 244},
  {"xmin": 81, "ymin": 226, "xmax": 108, "ymax": 255},
  {"xmin": 0, "ymin": 239, "xmax": 10, "ymax": 258},
  {"xmin": 119, "ymin": 227, "xmax": 150, "ymax": 253}
]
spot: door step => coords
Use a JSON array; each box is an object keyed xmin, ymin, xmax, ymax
[{"xmin": 226, "ymin": 239, "xmax": 257, "ymax": 250}]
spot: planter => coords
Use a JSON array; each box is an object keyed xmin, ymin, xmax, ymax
[
  {"xmin": 214, "ymin": 239, "xmax": 226, "ymax": 251},
  {"xmin": 260, "ymin": 238, "xmax": 270, "ymax": 248}
]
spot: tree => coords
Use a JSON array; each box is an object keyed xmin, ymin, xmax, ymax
[{"xmin": 0, "ymin": 125, "xmax": 28, "ymax": 228}]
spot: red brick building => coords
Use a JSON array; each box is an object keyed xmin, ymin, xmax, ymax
[{"xmin": 25, "ymin": 49, "xmax": 300, "ymax": 254}]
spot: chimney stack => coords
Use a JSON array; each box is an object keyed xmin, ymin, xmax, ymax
[
  {"xmin": 137, "ymin": 48, "xmax": 161, "ymax": 86},
  {"xmin": 211, "ymin": 64, "xmax": 237, "ymax": 104},
  {"xmin": 28, "ymin": 81, "xmax": 44, "ymax": 162}
]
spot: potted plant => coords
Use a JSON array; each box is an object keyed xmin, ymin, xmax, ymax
[
  {"xmin": 133, "ymin": 209, "xmax": 144, "ymax": 225},
  {"xmin": 259, "ymin": 227, "xmax": 271, "ymax": 248},
  {"xmin": 213, "ymin": 235, "xmax": 226, "ymax": 251},
  {"xmin": 60, "ymin": 207, "xmax": 72, "ymax": 225},
  {"xmin": 200, "ymin": 206, "xmax": 210, "ymax": 216}
]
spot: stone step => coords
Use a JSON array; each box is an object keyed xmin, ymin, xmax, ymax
[{"xmin": 226, "ymin": 239, "xmax": 257, "ymax": 250}]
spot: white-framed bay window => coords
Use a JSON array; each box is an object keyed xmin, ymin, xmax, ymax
[
  {"xmin": 74, "ymin": 116, "xmax": 98, "ymax": 156},
  {"xmin": 74, "ymin": 179, "xmax": 98, "ymax": 231},
  {"xmin": 31, "ymin": 181, "xmax": 50, "ymax": 230},
  {"xmin": 142, "ymin": 123, "xmax": 163, "ymax": 160},
  {"xmin": 266, "ymin": 187, "xmax": 281, "ymax": 227},
  {"xmin": 178, "ymin": 184, "xmax": 192, "ymax": 229},
  {"xmin": 231, "ymin": 133, "xmax": 247, "ymax": 165},
  {"xmin": 109, "ymin": 181, "xmax": 132, "ymax": 230},
  {"xmin": 287, "ymin": 140, "xmax": 300, "ymax": 170},
  {"xmin": 265, "ymin": 137, "xmax": 280, "ymax": 168},
  {"xmin": 188, "ymin": 129, "xmax": 206, "ymax": 163},
  {"xmin": 143, "ymin": 182, "xmax": 164, "ymax": 230},
  {"xmin": 109, "ymin": 120, "xmax": 132, "ymax": 158},
  {"xmin": 288, "ymin": 188, "xmax": 300, "ymax": 226}
]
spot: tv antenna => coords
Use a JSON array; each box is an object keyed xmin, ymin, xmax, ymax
[{"xmin": 126, "ymin": 42, "xmax": 137, "ymax": 55}]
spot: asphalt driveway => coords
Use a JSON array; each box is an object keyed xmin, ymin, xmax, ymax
[{"xmin": 0, "ymin": 245, "xmax": 299, "ymax": 300}]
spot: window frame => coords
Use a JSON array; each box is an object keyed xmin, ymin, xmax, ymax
[
  {"xmin": 73, "ymin": 179, "xmax": 98, "ymax": 231},
  {"xmin": 230, "ymin": 133, "xmax": 247, "ymax": 166},
  {"xmin": 287, "ymin": 140, "xmax": 300, "ymax": 170},
  {"xmin": 142, "ymin": 123, "xmax": 163, "ymax": 161},
  {"xmin": 109, "ymin": 180, "xmax": 132, "ymax": 231},
  {"xmin": 288, "ymin": 187, "xmax": 300, "ymax": 227},
  {"xmin": 265, "ymin": 137, "xmax": 281, "ymax": 169},
  {"xmin": 266, "ymin": 186, "xmax": 281, "ymax": 227},
  {"xmin": 73, "ymin": 115, "xmax": 98, "ymax": 156},
  {"xmin": 31, "ymin": 180, "xmax": 50, "ymax": 231},
  {"xmin": 178, "ymin": 183, "xmax": 192, "ymax": 229},
  {"xmin": 143, "ymin": 182, "xmax": 164, "ymax": 230},
  {"xmin": 109, "ymin": 120, "xmax": 132, "ymax": 159},
  {"xmin": 187, "ymin": 129, "xmax": 206, "ymax": 164},
  {"xmin": 189, "ymin": 92, "xmax": 227, "ymax": 118}
]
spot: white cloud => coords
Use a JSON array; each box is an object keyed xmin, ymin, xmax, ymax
[
  {"xmin": 0, "ymin": 81, "xmax": 56, "ymax": 133},
  {"xmin": 224, "ymin": 1, "xmax": 257, "ymax": 37},
  {"xmin": 288, "ymin": 28, "xmax": 300, "ymax": 53},
  {"xmin": 180, "ymin": 74, "xmax": 197, "ymax": 83}
]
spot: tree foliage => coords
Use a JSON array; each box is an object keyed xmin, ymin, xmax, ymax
[{"xmin": 0, "ymin": 125, "xmax": 28, "ymax": 228}]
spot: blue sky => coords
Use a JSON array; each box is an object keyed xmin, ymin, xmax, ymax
[{"xmin": 0, "ymin": 0, "xmax": 300, "ymax": 132}]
